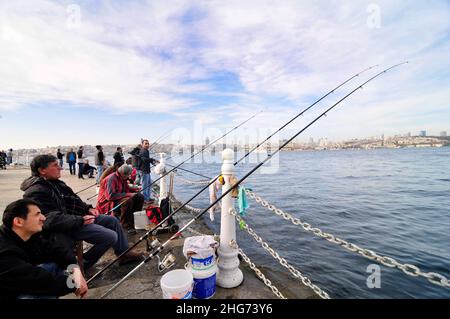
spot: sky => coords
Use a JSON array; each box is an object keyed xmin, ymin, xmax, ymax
[{"xmin": 0, "ymin": 0, "xmax": 449, "ymax": 149}]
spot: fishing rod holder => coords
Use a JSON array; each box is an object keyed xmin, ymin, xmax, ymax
[{"xmin": 156, "ymin": 252, "xmax": 176, "ymax": 272}]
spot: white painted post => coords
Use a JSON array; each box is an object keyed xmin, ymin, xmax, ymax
[
  {"xmin": 216, "ymin": 148, "xmax": 243, "ymax": 288},
  {"xmin": 158, "ymin": 153, "xmax": 167, "ymax": 205}
]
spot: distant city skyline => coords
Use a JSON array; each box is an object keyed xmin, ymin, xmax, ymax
[{"xmin": 1, "ymin": 1, "xmax": 449, "ymax": 149}]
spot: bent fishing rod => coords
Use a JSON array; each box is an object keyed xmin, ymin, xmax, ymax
[
  {"xmin": 100, "ymin": 62, "xmax": 408, "ymax": 298},
  {"xmin": 87, "ymin": 64, "xmax": 379, "ymax": 284},
  {"xmin": 106, "ymin": 63, "xmax": 378, "ymax": 211}
]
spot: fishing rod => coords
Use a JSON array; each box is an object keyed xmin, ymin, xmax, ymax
[
  {"xmin": 100, "ymin": 62, "xmax": 408, "ymax": 298},
  {"xmin": 165, "ymin": 163, "xmax": 211, "ymax": 180},
  {"xmin": 82, "ymin": 111, "xmax": 261, "ymax": 203},
  {"xmin": 87, "ymin": 65, "xmax": 379, "ymax": 284},
  {"xmin": 103, "ymin": 110, "xmax": 263, "ymax": 214},
  {"xmin": 148, "ymin": 129, "xmax": 174, "ymax": 152},
  {"xmin": 75, "ymin": 183, "xmax": 98, "ymax": 195}
]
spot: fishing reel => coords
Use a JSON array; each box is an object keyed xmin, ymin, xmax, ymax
[
  {"xmin": 146, "ymin": 238, "xmax": 176, "ymax": 272},
  {"xmin": 146, "ymin": 238, "xmax": 161, "ymax": 252},
  {"xmin": 156, "ymin": 251, "xmax": 176, "ymax": 273}
]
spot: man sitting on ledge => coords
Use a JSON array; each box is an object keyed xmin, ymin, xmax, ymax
[
  {"xmin": 21, "ymin": 155, "xmax": 143, "ymax": 272},
  {"xmin": 0, "ymin": 199, "xmax": 88, "ymax": 299},
  {"xmin": 97, "ymin": 164, "xmax": 144, "ymax": 235}
]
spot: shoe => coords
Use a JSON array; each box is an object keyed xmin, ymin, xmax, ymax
[
  {"xmin": 118, "ymin": 250, "xmax": 144, "ymax": 265},
  {"xmin": 127, "ymin": 228, "xmax": 137, "ymax": 235}
]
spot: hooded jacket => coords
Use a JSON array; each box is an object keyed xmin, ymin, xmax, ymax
[{"xmin": 0, "ymin": 225, "xmax": 76, "ymax": 299}]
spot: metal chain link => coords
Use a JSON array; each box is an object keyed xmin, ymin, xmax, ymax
[
  {"xmin": 230, "ymin": 209, "xmax": 330, "ymax": 299},
  {"xmin": 245, "ymin": 189, "xmax": 450, "ymax": 289},
  {"xmin": 229, "ymin": 240, "xmax": 286, "ymax": 299},
  {"xmin": 169, "ymin": 194, "xmax": 204, "ymax": 214}
]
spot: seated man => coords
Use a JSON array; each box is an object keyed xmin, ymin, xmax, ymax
[
  {"xmin": 97, "ymin": 164, "xmax": 144, "ymax": 234},
  {"xmin": 82, "ymin": 159, "xmax": 97, "ymax": 178},
  {"xmin": 0, "ymin": 199, "xmax": 88, "ymax": 299},
  {"xmin": 21, "ymin": 155, "xmax": 142, "ymax": 271}
]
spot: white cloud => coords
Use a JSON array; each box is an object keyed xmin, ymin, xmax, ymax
[{"xmin": 0, "ymin": 0, "xmax": 449, "ymax": 142}]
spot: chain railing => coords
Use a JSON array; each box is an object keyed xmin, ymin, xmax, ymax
[
  {"xmin": 229, "ymin": 240, "xmax": 286, "ymax": 299},
  {"xmin": 175, "ymin": 175, "xmax": 211, "ymax": 186},
  {"xmin": 245, "ymin": 189, "xmax": 450, "ymax": 289},
  {"xmin": 230, "ymin": 209, "xmax": 330, "ymax": 299}
]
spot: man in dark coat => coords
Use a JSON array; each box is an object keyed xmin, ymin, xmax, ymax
[
  {"xmin": 138, "ymin": 139, "xmax": 159, "ymax": 204},
  {"xmin": 21, "ymin": 155, "xmax": 143, "ymax": 270},
  {"xmin": 0, "ymin": 199, "xmax": 88, "ymax": 299}
]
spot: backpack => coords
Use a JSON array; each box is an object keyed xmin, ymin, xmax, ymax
[{"xmin": 145, "ymin": 197, "xmax": 175, "ymax": 226}]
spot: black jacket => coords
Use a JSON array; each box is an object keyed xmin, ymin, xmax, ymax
[
  {"xmin": 113, "ymin": 151, "xmax": 124, "ymax": 166},
  {"xmin": 138, "ymin": 149, "xmax": 157, "ymax": 173},
  {"xmin": 0, "ymin": 226, "xmax": 76, "ymax": 299},
  {"xmin": 21, "ymin": 176, "xmax": 90, "ymax": 253}
]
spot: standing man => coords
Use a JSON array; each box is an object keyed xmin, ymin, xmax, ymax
[
  {"xmin": 77, "ymin": 146, "xmax": 85, "ymax": 180},
  {"xmin": 6, "ymin": 149, "xmax": 13, "ymax": 165},
  {"xmin": 113, "ymin": 147, "xmax": 125, "ymax": 167},
  {"xmin": 21, "ymin": 155, "xmax": 143, "ymax": 271},
  {"xmin": 94, "ymin": 145, "xmax": 105, "ymax": 184},
  {"xmin": 66, "ymin": 148, "xmax": 77, "ymax": 175},
  {"xmin": 138, "ymin": 139, "xmax": 159, "ymax": 204},
  {"xmin": 56, "ymin": 149, "xmax": 64, "ymax": 169},
  {"xmin": 0, "ymin": 199, "xmax": 88, "ymax": 299}
]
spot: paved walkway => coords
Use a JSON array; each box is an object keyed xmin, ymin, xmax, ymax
[{"xmin": 0, "ymin": 166, "xmax": 316, "ymax": 299}]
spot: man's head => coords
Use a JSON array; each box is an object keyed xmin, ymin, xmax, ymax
[
  {"xmin": 96, "ymin": 145, "xmax": 102, "ymax": 150},
  {"xmin": 142, "ymin": 139, "xmax": 150, "ymax": 149},
  {"xmin": 2, "ymin": 199, "xmax": 46, "ymax": 236},
  {"xmin": 30, "ymin": 155, "xmax": 62, "ymax": 179},
  {"xmin": 117, "ymin": 164, "xmax": 132, "ymax": 180},
  {"xmin": 117, "ymin": 147, "xmax": 122, "ymax": 152}
]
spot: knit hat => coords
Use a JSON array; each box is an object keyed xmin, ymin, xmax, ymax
[{"xmin": 118, "ymin": 164, "xmax": 132, "ymax": 177}]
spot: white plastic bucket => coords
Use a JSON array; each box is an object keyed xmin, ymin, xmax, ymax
[
  {"xmin": 160, "ymin": 269, "xmax": 193, "ymax": 299},
  {"xmin": 189, "ymin": 253, "xmax": 215, "ymax": 271},
  {"xmin": 186, "ymin": 263, "xmax": 217, "ymax": 299},
  {"xmin": 133, "ymin": 210, "xmax": 149, "ymax": 230}
]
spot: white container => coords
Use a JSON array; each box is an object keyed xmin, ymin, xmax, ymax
[
  {"xmin": 96, "ymin": 186, "xmax": 99, "ymax": 194},
  {"xmin": 186, "ymin": 263, "xmax": 217, "ymax": 299},
  {"xmin": 133, "ymin": 210, "xmax": 149, "ymax": 230},
  {"xmin": 160, "ymin": 269, "xmax": 193, "ymax": 299},
  {"xmin": 189, "ymin": 253, "xmax": 216, "ymax": 271}
]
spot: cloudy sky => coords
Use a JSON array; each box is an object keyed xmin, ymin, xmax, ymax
[{"xmin": 0, "ymin": 0, "xmax": 449, "ymax": 148}]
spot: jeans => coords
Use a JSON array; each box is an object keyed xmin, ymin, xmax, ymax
[
  {"xmin": 17, "ymin": 263, "xmax": 63, "ymax": 299},
  {"xmin": 141, "ymin": 172, "xmax": 153, "ymax": 201},
  {"xmin": 59, "ymin": 159, "xmax": 63, "ymax": 168},
  {"xmin": 71, "ymin": 214, "xmax": 128, "ymax": 269},
  {"xmin": 69, "ymin": 162, "xmax": 76, "ymax": 175},
  {"xmin": 96, "ymin": 165, "xmax": 104, "ymax": 184},
  {"xmin": 78, "ymin": 163, "xmax": 84, "ymax": 178}
]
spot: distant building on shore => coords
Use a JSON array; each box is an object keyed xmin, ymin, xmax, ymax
[
  {"xmin": 440, "ymin": 131, "xmax": 447, "ymax": 137},
  {"xmin": 419, "ymin": 130, "xmax": 427, "ymax": 137}
]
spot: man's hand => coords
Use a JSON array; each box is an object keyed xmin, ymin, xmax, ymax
[
  {"xmin": 83, "ymin": 215, "xmax": 95, "ymax": 225},
  {"xmin": 73, "ymin": 267, "xmax": 88, "ymax": 299},
  {"xmin": 88, "ymin": 208, "xmax": 99, "ymax": 217},
  {"xmin": 126, "ymin": 193, "xmax": 135, "ymax": 198}
]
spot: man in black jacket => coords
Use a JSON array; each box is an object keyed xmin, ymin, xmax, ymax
[
  {"xmin": 138, "ymin": 139, "xmax": 159, "ymax": 204},
  {"xmin": 113, "ymin": 147, "xmax": 125, "ymax": 167},
  {"xmin": 21, "ymin": 155, "xmax": 143, "ymax": 271},
  {"xmin": 0, "ymin": 199, "xmax": 88, "ymax": 299}
]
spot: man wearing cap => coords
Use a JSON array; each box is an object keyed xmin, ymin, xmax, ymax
[{"xmin": 96, "ymin": 164, "xmax": 144, "ymax": 234}]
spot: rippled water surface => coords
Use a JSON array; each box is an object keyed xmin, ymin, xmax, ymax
[{"xmin": 169, "ymin": 147, "xmax": 450, "ymax": 298}]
